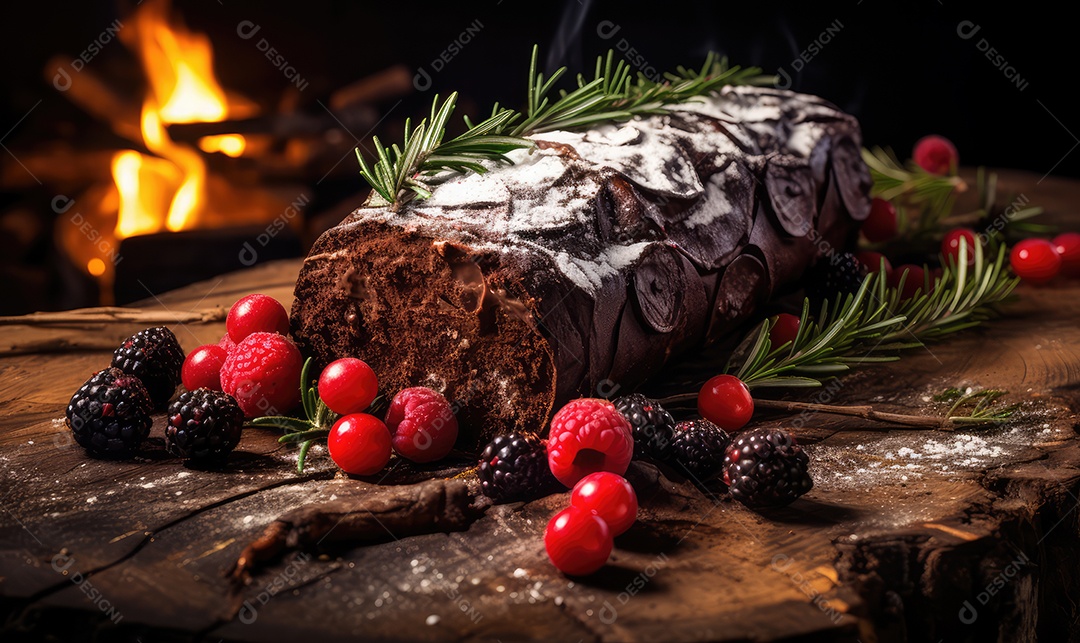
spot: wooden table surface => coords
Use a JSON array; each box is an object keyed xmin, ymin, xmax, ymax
[{"xmin": 2, "ymin": 170, "xmax": 1080, "ymax": 642}]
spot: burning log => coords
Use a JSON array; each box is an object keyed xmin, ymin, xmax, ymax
[{"xmin": 44, "ymin": 55, "xmax": 143, "ymax": 146}]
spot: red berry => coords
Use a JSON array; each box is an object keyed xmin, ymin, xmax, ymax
[
  {"xmin": 862, "ymin": 198, "xmax": 898, "ymax": 243},
  {"xmin": 942, "ymin": 228, "xmax": 978, "ymax": 266},
  {"xmin": 855, "ymin": 250, "xmax": 893, "ymax": 275},
  {"xmin": 913, "ymin": 135, "xmax": 958, "ymax": 176},
  {"xmin": 328, "ymin": 413, "xmax": 392, "ymax": 475},
  {"xmin": 318, "ymin": 358, "xmax": 378, "ymax": 415},
  {"xmin": 1052, "ymin": 232, "xmax": 1080, "ymax": 277},
  {"xmin": 769, "ymin": 313, "xmax": 800, "ymax": 349},
  {"xmin": 571, "ymin": 472, "xmax": 638, "ymax": 536},
  {"xmin": 385, "ymin": 387, "xmax": 459, "ymax": 463},
  {"xmin": 1010, "ymin": 239, "xmax": 1061, "ymax": 283},
  {"xmin": 888, "ymin": 265, "xmax": 927, "ymax": 300},
  {"xmin": 181, "ymin": 344, "xmax": 227, "ymax": 391},
  {"xmin": 227, "ymin": 294, "xmax": 290, "ymax": 342},
  {"xmin": 697, "ymin": 374, "xmax": 753, "ymax": 432},
  {"xmin": 220, "ymin": 332, "xmax": 303, "ymax": 417},
  {"xmin": 547, "ymin": 398, "xmax": 634, "ymax": 488},
  {"xmin": 218, "ymin": 333, "xmax": 237, "ymax": 355},
  {"xmin": 544, "ymin": 506, "xmax": 613, "ymax": 576}
]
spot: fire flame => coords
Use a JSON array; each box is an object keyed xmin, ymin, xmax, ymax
[{"xmin": 112, "ymin": 0, "xmax": 246, "ymax": 238}]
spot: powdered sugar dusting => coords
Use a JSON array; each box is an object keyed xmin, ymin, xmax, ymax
[
  {"xmin": 684, "ymin": 169, "xmax": 735, "ymax": 228},
  {"xmin": 343, "ymin": 86, "xmax": 851, "ymax": 293},
  {"xmin": 535, "ymin": 122, "xmax": 702, "ymax": 199}
]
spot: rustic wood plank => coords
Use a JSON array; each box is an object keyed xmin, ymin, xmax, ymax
[{"xmin": 1, "ymin": 169, "xmax": 1079, "ymax": 641}]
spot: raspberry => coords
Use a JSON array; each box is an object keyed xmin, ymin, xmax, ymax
[
  {"xmin": 667, "ymin": 419, "xmax": 730, "ymax": 482},
  {"xmin": 478, "ymin": 432, "xmax": 562, "ymax": 502},
  {"xmin": 385, "ymin": 387, "xmax": 459, "ymax": 463},
  {"xmin": 66, "ymin": 368, "xmax": 153, "ymax": 457},
  {"xmin": 181, "ymin": 344, "xmax": 227, "ymax": 391},
  {"xmin": 220, "ymin": 332, "xmax": 303, "ymax": 417},
  {"xmin": 547, "ymin": 398, "xmax": 634, "ymax": 488},
  {"xmin": 612, "ymin": 394, "xmax": 674, "ymax": 460},
  {"xmin": 805, "ymin": 252, "xmax": 865, "ymax": 307},
  {"xmin": 723, "ymin": 428, "xmax": 813, "ymax": 508},
  {"xmin": 165, "ymin": 389, "xmax": 244, "ymax": 463},
  {"xmin": 218, "ymin": 333, "xmax": 237, "ymax": 354},
  {"xmin": 111, "ymin": 327, "xmax": 184, "ymax": 409},
  {"xmin": 913, "ymin": 135, "xmax": 958, "ymax": 176}
]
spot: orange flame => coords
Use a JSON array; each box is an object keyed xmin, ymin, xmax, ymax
[{"xmin": 111, "ymin": 0, "xmax": 246, "ymax": 239}]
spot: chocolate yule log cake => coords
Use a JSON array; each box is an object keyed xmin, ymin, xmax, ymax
[{"xmin": 291, "ymin": 85, "xmax": 872, "ymax": 447}]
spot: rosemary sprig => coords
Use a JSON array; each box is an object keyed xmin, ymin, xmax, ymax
[
  {"xmin": 862, "ymin": 148, "xmax": 1050, "ymax": 247},
  {"xmin": 246, "ymin": 357, "xmax": 337, "ymax": 472},
  {"xmin": 730, "ymin": 240, "xmax": 1019, "ymax": 388},
  {"xmin": 658, "ymin": 387, "xmax": 1019, "ymax": 430},
  {"xmin": 933, "ymin": 387, "xmax": 1019, "ymax": 425},
  {"xmin": 862, "ymin": 146, "xmax": 967, "ymax": 238},
  {"xmin": 357, "ymin": 45, "xmax": 771, "ymax": 208},
  {"xmin": 943, "ymin": 167, "xmax": 1050, "ymax": 239}
]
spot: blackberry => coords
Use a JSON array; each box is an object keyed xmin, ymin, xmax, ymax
[
  {"xmin": 478, "ymin": 432, "xmax": 562, "ymax": 502},
  {"xmin": 805, "ymin": 251, "xmax": 865, "ymax": 307},
  {"xmin": 66, "ymin": 367, "xmax": 154, "ymax": 457},
  {"xmin": 112, "ymin": 327, "xmax": 185, "ymax": 409},
  {"xmin": 724, "ymin": 428, "xmax": 813, "ymax": 508},
  {"xmin": 165, "ymin": 389, "xmax": 244, "ymax": 463},
  {"xmin": 667, "ymin": 419, "xmax": 730, "ymax": 482},
  {"xmin": 613, "ymin": 394, "xmax": 675, "ymax": 460}
]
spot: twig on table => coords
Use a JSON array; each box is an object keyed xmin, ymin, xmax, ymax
[
  {"xmin": 657, "ymin": 394, "xmax": 1015, "ymax": 430},
  {"xmin": 0, "ymin": 306, "xmax": 227, "ymax": 326}
]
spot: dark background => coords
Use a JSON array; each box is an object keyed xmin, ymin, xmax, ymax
[
  {"xmin": 3, "ymin": 0, "xmax": 1073, "ymax": 177},
  {"xmin": 0, "ymin": 0, "xmax": 1074, "ymax": 312}
]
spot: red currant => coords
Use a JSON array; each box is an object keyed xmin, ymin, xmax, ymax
[
  {"xmin": 769, "ymin": 313, "xmax": 800, "ymax": 349},
  {"xmin": 227, "ymin": 294, "xmax": 290, "ymax": 342},
  {"xmin": 328, "ymin": 413, "xmax": 392, "ymax": 476},
  {"xmin": 942, "ymin": 228, "xmax": 977, "ymax": 266},
  {"xmin": 862, "ymin": 198, "xmax": 898, "ymax": 243},
  {"xmin": 913, "ymin": 135, "xmax": 958, "ymax": 176},
  {"xmin": 697, "ymin": 374, "xmax": 753, "ymax": 431},
  {"xmin": 571, "ymin": 472, "xmax": 638, "ymax": 536},
  {"xmin": 855, "ymin": 250, "xmax": 892, "ymax": 276},
  {"xmin": 888, "ymin": 265, "xmax": 926, "ymax": 300},
  {"xmin": 544, "ymin": 506, "xmax": 613, "ymax": 576},
  {"xmin": 318, "ymin": 358, "xmax": 378, "ymax": 415},
  {"xmin": 1052, "ymin": 232, "xmax": 1080, "ymax": 277},
  {"xmin": 181, "ymin": 344, "xmax": 227, "ymax": 391},
  {"xmin": 1010, "ymin": 239, "xmax": 1061, "ymax": 283}
]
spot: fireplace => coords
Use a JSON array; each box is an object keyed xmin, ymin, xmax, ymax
[
  {"xmin": 0, "ymin": 0, "xmax": 412, "ymax": 314},
  {"xmin": 2, "ymin": 0, "xmax": 1074, "ymax": 315}
]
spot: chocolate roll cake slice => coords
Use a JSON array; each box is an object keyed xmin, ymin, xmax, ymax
[{"xmin": 291, "ymin": 86, "xmax": 871, "ymax": 448}]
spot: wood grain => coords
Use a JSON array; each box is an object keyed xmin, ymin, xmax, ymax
[{"xmin": 1, "ymin": 169, "xmax": 1079, "ymax": 642}]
